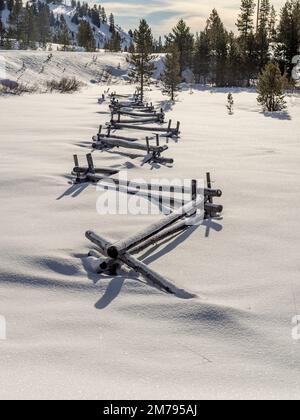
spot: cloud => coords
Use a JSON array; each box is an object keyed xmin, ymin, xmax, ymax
[{"xmin": 96, "ymin": 0, "xmax": 286, "ymax": 37}]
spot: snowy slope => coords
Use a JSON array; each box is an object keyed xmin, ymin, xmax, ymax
[
  {"xmin": 49, "ymin": 4, "xmax": 132, "ymax": 50},
  {"xmin": 0, "ymin": 50, "xmax": 130, "ymax": 85},
  {"xmin": 0, "ymin": 50, "xmax": 164, "ymax": 87},
  {"xmin": 0, "ymin": 2, "xmax": 132, "ymax": 50},
  {"xmin": 1, "ymin": 81, "xmax": 300, "ymax": 399}
]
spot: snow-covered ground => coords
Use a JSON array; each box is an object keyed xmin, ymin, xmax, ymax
[
  {"xmin": 0, "ymin": 50, "xmax": 130, "ymax": 86},
  {"xmin": 0, "ymin": 50, "xmax": 164, "ymax": 86},
  {"xmin": 1, "ymin": 76, "xmax": 300, "ymax": 399}
]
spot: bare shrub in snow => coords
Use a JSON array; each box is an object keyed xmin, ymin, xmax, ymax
[
  {"xmin": 46, "ymin": 77, "xmax": 82, "ymax": 93},
  {"xmin": 0, "ymin": 79, "xmax": 38, "ymax": 95}
]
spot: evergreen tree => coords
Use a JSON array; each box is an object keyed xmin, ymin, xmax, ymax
[
  {"xmin": 9, "ymin": 0, "xmax": 23, "ymax": 40},
  {"xmin": 100, "ymin": 7, "xmax": 106, "ymax": 23},
  {"xmin": 77, "ymin": 20, "xmax": 95, "ymax": 51},
  {"xmin": 193, "ymin": 31, "xmax": 210, "ymax": 84},
  {"xmin": 226, "ymin": 31, "xmax": 243, "ymax": 86},
  {"xmin": 127, "ymin": 19, "xmax": 155, "ymax": 101},
  {"xmin": 268, "ymin": 5, "xmax": 277, "ymax": 42},
  {"xmin": 109, "ymin": 13, "xmax": 115, "ymax": 33},
  {"xmin": 237, "ymin": 0, "xmax": 256, "ymax": 38},
  {"xmin": 277, "ymin": 0, "xmax": 300, "ymax": 76},
  {"xmin": 71, "ymin": 13, "xmax": 79, "ymax": 25},
  {"xmin": 236, "ymin": 0, "xmax": 258, "ymax": 85},
  {"xmin": 161, "ymin": 44, "xmax": 181, "ymax": 100},
  {"xmin": 21, "ymin": 3, "xmax": 38, "ymax": 48},
  {"xmin": 37, "ymin": 4, "xmax": 51, "ymax": 46},
  {"xmin": 58, "ymin": 19, "xmax": 70, "ymax": 50},
  {"xmin": 206, "ymin": 9, "xmax": 228, "ymax": 87},
  {"xmin": 158, "ymin": 36, "xmax": 163, "ymax": 52},
  {"xmin": 257, "ymin": 0, "xmax": 271, "ymax": 69},
  {"xmin": 107, "ymin": 31, "xmax": 121, "ymax": 51},
  {"xmin": 0, "ymin": 19, "xmax": 6, "ymax": 46},
  {"xmin": 166, "ymin": 19, "xmax": 194, "ymax": 75},
  {"xmin": 257, "ymin": 62, "xmax": 287, "ymax": 111},
  {"xmin": 91, "ymin": 5, "xmax": 100, "ymax": 28}
]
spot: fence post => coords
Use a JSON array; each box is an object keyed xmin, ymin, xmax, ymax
[
  {"xmin": 73, "ymin": 155, "xmax": 79, "ymax": 167},
  {"xmin": 86, "ymin": 154, "xmax": 95, "ymax": 173},
  {"xmin": 146, "ymin": 137, "xmax": 150, "ymax": 154}
]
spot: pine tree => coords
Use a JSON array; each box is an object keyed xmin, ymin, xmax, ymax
[
  {"xmin": 100, "ymin": 7, "xmax": 106, "ymax": 23},
  {"xmin": 236, "ymin": 0, "xmax": 258, "ymax": 85},
  {"xmin": 107, "ymin": 31, "xmax": 121, "ymax": 51},
  {"xmin": 257, "ymin": 62, "xmax": 287, "ymax": 111},
  {"xmin": 237, "ymin": 0, "xmax": 256, "ymax": 38},
  {"xmin": 109, "ymin": 13, "xmax": 115, "ymax": 33},
  {"xmin": 127, "ymin": 19, "xmax": 155, "ymax": 101},
  {"xmin": 166, "ymin": 19, "xmax": 194, "ymax": 75},
  {"xmin": 0, "ymin": 19, "xmax": 6, "ymax": 46},
  {"xmin": 58, "ymin": 20, "xmax": 70, "ymax": 50},
  {"xmin": 206, "ymin": 9, "xmax": 228, "ymax": 87},
  {"xmin": 77, "ymin": 20, "xmax": 96, "ymax": 51},
  {"xmin": 71, "ymin": 13, "xmax": 79, "ymax": 25},
  {"xmin": 37, "ymin": 4, "xmax": 51, "ymax": 46},
  {"xmin": 161, "ymin": 44, "xmax": 181, "ymax": 101},
  {"xmin": 9, "ymin": 0, "xmax": 23, "ymax": 40},
  {"xmin": 91, "ymin": 5, "xmax": 100, "ymax": 28},
  {"xmin": 193, "ymin": 31, "xmax": 210, "ymax": 84},
  {"xmin": 277, "ymin": 0, "xmax": 300, "ymax": 77},
  {"xmin": 226, "ymin": 31, "xmax": 243, "ymax": 86},
  {"xmin": 268, "ymin": 5, "xmax": 277, "ymax": 42},
  {"xmin": 257, "ymin": 0, "xmax": 271, "ymax": 69}
]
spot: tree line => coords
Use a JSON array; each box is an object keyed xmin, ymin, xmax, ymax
[
  {"xmin": 128, "ymin": 1, "xmax": 300, "ymax": 110},
  {"xmin": 159, "ymin": 0, "xmax": 300, "ymax": 87}
]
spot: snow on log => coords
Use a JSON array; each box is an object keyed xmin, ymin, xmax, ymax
[{"xmin": 106, "ymin": 197, "xmax": 204, "ymax": 259}]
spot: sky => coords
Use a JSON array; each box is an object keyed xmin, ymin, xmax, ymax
[{"xmin": 96, "ymin": 0, "xmax": 286, "ymax": 38}]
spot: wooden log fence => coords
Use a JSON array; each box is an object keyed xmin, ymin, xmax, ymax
[
  {"xmin": 85, "ymin": 231, "xmax": 193, "ymax": 296},
  {"xmin": 76, "ymin": 90, "xmax": 223, "ymax": 296},
  {"xmin": 109, "ymin": 119, "xmax": 180, "ymax": 137}
]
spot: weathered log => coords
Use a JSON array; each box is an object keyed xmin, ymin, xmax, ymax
[
  {"xmin": 110, "ymin": 122, "xmax": 180, "ymax": 136},
  {"xmin": 81, "ymin": 170, "xmax": 222, "ymax": 199},
  {"xmin": 111, "ymin": 116, "xmax": 164, "ymax": 124},
  {"xmin": 117, "ymin": 110, "xmax": 162, "ymax": 118},
  {"xmin": 96, "ymin": 137, "xmax": 168, "ymax": 153},
  {"xmin": 111, "ymin": 103, "xmax": 154, "ymax": 111},
  {"xmin": 204, "ymin": 203, "xmax": 223, "ymax": 216},
  {"xmin": 130, "ymin": 219, "xmax": 191, "ymax": 255},
  {"xmin": 106, "ymin": 197, "xmax": 204, "ymax": 259},
  {"xmin": 118, "ymin": 252, "xmax": 183, "ymax": 295},
  {"xmin": 85, "ymin": 231, "xmax": 193, "ymax": 296},
  {"xmin": 85, "ymin": 231, "xmax": 111, "ymax": 256}
]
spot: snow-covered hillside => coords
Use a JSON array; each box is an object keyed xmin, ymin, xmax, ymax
[
  {"xmin": 0, "ymin": 1, "xmax": 132, "ymax": 50},
  {"xmin": 0, "ymin": 50, "xmax": 165, "ymax": 88},
  {"xmin": 49, "ymin": 3, "xmax": 132, "ymax": 50},
  {"xmin": 0, "ymin": 50, "xmax": 130, "ymax": 85}
]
